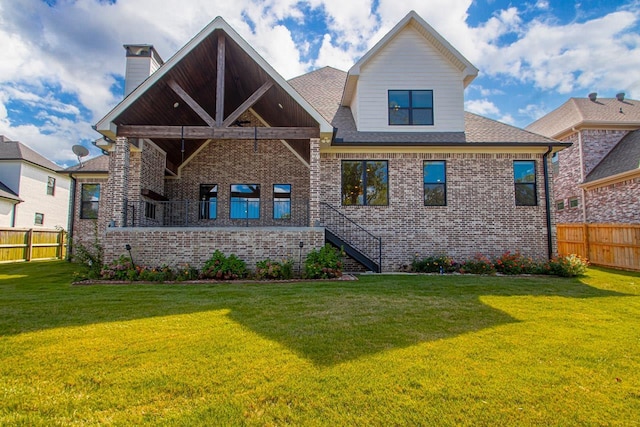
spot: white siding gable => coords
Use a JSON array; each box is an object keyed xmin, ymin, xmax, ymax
[{"xmin": 354, "ymin": 26, "xmax": 465, "ymax": 132}]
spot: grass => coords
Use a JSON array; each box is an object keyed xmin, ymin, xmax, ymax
[{"xmin": 0, "ymin": 261, "xmax": 639, "ymax": 426}]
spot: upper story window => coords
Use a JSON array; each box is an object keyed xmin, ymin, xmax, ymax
[
  {"xmin": 199, "ymin": 184, "xmax": 218, "ymax": 220},
  {"xmin": 513, "ymin": 161, "xmax": 537, "ymax": 206},
  {"xmin": 424, "ymin": 161, "xmax": 446, "ymax": 206},
  {"xmin": 388, "ymin": 90, "xmax": 433, "ymax": 126},
  {"xmin": 47, "ymin": 176, "xmax": 56, "ymax": 196},
  {"xmin": 341, "ymin": 160, "xmax": 388, "ymax": 206},
  {"xmin": 551, "ymin": 152, "xmax": 559, "ymax": 176},
  {"xmin": 80, "ymin": 184, "xmax": 100, "ymax": 219},
  {"xmin": 230, "ymin": 184, "xmax": 260, "ymax": 219}
]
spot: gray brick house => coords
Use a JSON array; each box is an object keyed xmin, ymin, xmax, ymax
[
  {"xmin": 526, "ymin": 95, "xmax": 640, "ymax": 224},
  {"xmin": 69, "ymin": 11, "xmax": 568, "ymax": 272}
]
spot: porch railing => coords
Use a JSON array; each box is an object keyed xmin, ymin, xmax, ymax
[{"xmin": 124, "ymin": 199, "xmax": 309, "ymax": 227}]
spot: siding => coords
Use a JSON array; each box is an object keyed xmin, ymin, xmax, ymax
[
  {"xmin": 124, "ymin": 57, "xmax": 153, "ymax": 96},
  {"xmin": 12, "ymin": 163, "xmax": 70, "ymax": 229},
  {"xmin": 355, "ymin": 26, "xmax": 465, "ymax": 132}
]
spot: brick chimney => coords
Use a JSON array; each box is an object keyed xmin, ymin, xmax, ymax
[{"xmin": 123, "ymin": 45, "xmax": 164, "ymax": 97}]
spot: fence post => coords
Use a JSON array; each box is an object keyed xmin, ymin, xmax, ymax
[
  {"xmin": 583, "ymin": 223, "xmax": 591, "ymax": 260},
  {"xmin": 26, "ymin": 228, "xmax": 33, "ymax": 261}
]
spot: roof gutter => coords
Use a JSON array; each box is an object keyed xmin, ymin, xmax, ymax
[{"xmin": 542, "ymin": 145, "xmax": 554, "ymax": 259}]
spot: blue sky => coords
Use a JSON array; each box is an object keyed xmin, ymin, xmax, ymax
[{"xmin": 0, "ymin": 0, "xmax": 639, "ymax": 166}]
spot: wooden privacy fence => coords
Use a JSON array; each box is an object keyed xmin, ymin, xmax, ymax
[
  {"xmin": 0, "ymin": 228, "xmax": 66, "ymax": 263},
  {"xmin": 557, "ymin": 223, "xmax": 640, "ymax": 271}
]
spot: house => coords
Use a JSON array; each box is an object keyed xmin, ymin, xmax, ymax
[
  {"xmin": 0, "ymin": 135, "xmax": 71, "ymax": 229},
  {"xmin": 526, "ymin": 94, "xmax": 640, "ymax": 224},
  {"xmin": 74, "ymin": 11, "xmax": 568, "ymax": 272}
]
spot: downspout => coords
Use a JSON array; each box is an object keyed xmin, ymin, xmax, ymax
[
  {"xmin": 542, "ymin": 146, "xmax": 554, "ymax": 260},
  {"xmin": 67, "ymin": 174, "xmax": 76, "ymax": 261}
]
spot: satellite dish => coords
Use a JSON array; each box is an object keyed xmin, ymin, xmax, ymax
[{"xmin": 72, "ymin": 144, "xmax": 89, "ymax": 167}]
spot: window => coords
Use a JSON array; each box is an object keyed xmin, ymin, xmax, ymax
[
  {"xmin": 34, "ymin": 213, "xmax": 44, "ymax": 225},
  {"xmin": 551, "ymin": 152, "xmax": 559, "ymax": 176},
  {"xmin": 341, "ymin": 161, "xmax": 388, "ymax": 206},
  {"xmin": 388, "ymin": 90, "xmax": 433, "ymax": 125},
  {"xmin": 144, "ymin": 201, "xmax": 156, "ymax": 219},
  {"xmin": 46, "ymin": 177, "xmax": 55, "ymax": 196},
  {"xmin": 199, "ymin": 184, "xmax": 218, "ymax": 219},
  {"xmin": 80, "ymin": 184, "xmax": 100, "ymax": 219},
  {"xmin": 424, "ymin": 161, "xmax": 446, "ymax": 206},
  {"xmin": 556, "ymin": 200, "xmax": 565, "ymax": 211},
  {"xmin": 513, "ymin": 161, "xmax": 537, "ymax": 206},
  {"xmin": 569, "ymin": 197, "xmax": 579, "ymax": 209},
  {"xmin": 230, "ymin": 184, "xmax": 260, "ymax": 219},
  {"xmin": 273, "ymin": 184, "xmax": 291, "ymax": 219}
]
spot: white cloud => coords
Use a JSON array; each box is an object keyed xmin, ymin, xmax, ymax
[
  {"xmin": 465, "ymin": 98, "xmax": 514, "ymax": 124},
  {"xmin": 518, "ymin": 103, "xmax": 549, "ymax": 121}
]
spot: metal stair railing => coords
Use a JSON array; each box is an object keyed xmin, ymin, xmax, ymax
[{"xmin": 320, "ymin": 202, "xmax": 381, "ymax": 272}]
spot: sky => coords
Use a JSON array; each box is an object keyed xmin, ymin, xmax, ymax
[{"xmin": 1, "ymin": 0, "xmax": 639, "ymax": 166}]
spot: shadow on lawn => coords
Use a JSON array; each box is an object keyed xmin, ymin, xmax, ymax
[{"xmin": 0, "ymin": 262, "xmax": 634, "ymax": 366}]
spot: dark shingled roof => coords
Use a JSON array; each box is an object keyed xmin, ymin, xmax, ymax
[
  {"xmin": 289, "ymin": 68, "xmax": 561, "ymax": 146},
  {"xmin": 0, "ymin": 135, "xmax": 62, "ymax": 171},
  {"xmin": 64, "ymin": 155, "xmax": 109, "ymax": 173},
  {"xmin": 0, "ymin": 180, "xmax": 21, "ymax": 202},
  {"xmin": 585, "ymin": 129, "xmax": 640, "ymax": 183},
  {"xmin": 526, "ymin": 97, "xmax": 640, "ymax": 138}
]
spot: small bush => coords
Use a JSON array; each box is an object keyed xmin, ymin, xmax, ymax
[
  {"xmin": 255, "ymin": 259, "xmax": 294, "ymax": 280},
  {"xmin": 175, "ymin": 264, "xmax": 199, "ymax": 281},
  {"xmin": 70, "ymin": 221, "xmax": 103, "ymax": 280},
  {"xmin": 459, "ymin": 254, "xmax": 496, "ymax": 275},
  {"xmin": 200, "ymin": 250, "xmax": 247, "ymax": 280},
  {"xmin": 412, "ymin": 254, "xmax": 456, "ymax": 273},
  {"xmin": 493, "ymin": 251, "xmax": 537, "ymax": 275},
  {"xmin": 549, "ymin": 254, "xmax": 589, "ymax": 277},
  {"xmin": 100, "ymin": 255, "xmax": 138, "ymax": 281},
  {"xmin": 138, "ymin": 265, "xmax": 176, "ymax": 282},
  {"xmin": 304, "ymin": 244, "xmax": 344, "ymax": 279}
]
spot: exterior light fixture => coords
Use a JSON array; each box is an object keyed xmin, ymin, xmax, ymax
[{"xmin": 125, "ymin": 244, "xmax": 135, "ymax": 268}]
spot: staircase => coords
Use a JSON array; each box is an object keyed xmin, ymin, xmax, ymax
[{"xmin": 319, "ymin": 203, "xmax": 382, "ymax": 273}]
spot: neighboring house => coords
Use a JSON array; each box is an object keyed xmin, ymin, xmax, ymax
[
  {"xmin": 526, "ymin": 95, "xmax": 640, "ymax": 224},
  {"xmin": 0, "ymin": 135, "xmax": 71, "ymax": 229},
  {"xmin": 74, "ymin": 11, "xmax": 567, "ymax": 272}
]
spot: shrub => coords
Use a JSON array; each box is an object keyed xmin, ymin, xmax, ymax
[
  {"xmin": 175, "ymin": 264, "xmax": 199, "ymax": 281},
  {"xmin": 459, "ymin": 254, "xmax": 496, "ymax": 275},
  {"xmin": 549, "ymin": 254, "xmax": 589, "ymax": 277},
  {"xmin": 100, "ymin": 255, "xmax": 139, "ymax": 281},
  {"xmin": 493, "ymin": 251, "xmax": 537, "ymax": 275},
  {"xmin": 138, "ymin": 265, "xmax": 176, "ymax": 282},
  {"xmin": 304, "ymin": 244, "xmax": 344, "ymax": 279},
  {"xmin": 200, "ymin": 250, "xmax": 247, "ymax": 280},
  {"xmin": 255, "ymin": 259, "xmax": 294, "ymax": 280},
  {"xmin": 412, "ymin": 254, "xmax": 456, "ymax": 273}
]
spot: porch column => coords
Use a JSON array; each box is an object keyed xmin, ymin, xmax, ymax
[
  {"xmin": 106, "ymin": 136, "xmax": 130, "ymax": 227},
  {"xmin": 309, "ymin": 137, "xmax": 321, "ymax": 226}
]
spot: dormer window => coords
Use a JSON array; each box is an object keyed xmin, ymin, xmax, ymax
[{"xmin": 388, "ymin": 90, "xmax": 433, "ymax": 125}]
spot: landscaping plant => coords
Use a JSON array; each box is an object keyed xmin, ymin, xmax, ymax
[
  {"xmin": 304, "ymin": 244, "xmax": 344, "ymax": 279},
  {"xmin": 200, "ymin": 250, "xmax": 248, "ymax": 280}
]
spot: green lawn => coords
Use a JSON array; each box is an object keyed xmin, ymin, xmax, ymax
[{"xmin": 1, "ymin": 262, "xmax": 639, "ymax": 426}]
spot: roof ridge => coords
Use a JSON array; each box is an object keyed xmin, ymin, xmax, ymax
[{"xmin": 569, "ymin": 98, "xmax": 584, "ymax": 122}]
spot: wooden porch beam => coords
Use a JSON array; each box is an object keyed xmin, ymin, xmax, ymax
[
  {"xmin": 221, "ymin": 80, "xmax": 274, "ymax": 128},
  {"xmin": 117, "ymin": 125, "xmax": 319, "ymax": 140},
  {"xmin": 168, "ymin": 80, "xmax": 216, "ymax": 127},
  {"xmin": 215, "ymin": 34, "xmax": 225, "ymax": 127}
]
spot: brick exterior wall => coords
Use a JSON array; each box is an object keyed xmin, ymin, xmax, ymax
[
  {"xmin": 103, "ymin": 227, "xmax": 324, "ymax": 271},
  {"xmin": 105, "ymin": 137, "xmax": 129, "ymax": 227},
  {"xmin": 69, "ymin": 176, "xmax": 109, "ymax": 249},
  {"xmin": 320, "ymin": 152, "xmax": 552, "ymax": 271},
  {"xmin": 553, "ymin": 132, "xmax": 583, "ymax": 223},
  {"xmin": 554, "ymin": 129, "xmax": 632, "ymax": 224},
  {"xmin": 586, "ymin": 177, "xmax": 640, "ymax": 223}
]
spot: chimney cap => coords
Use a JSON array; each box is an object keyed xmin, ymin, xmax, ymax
[
  {"xmin": 588, "ymin": 92, "xmax": 597, "ymax": 102},
  {"xmin": 616, "ymin": 92, "xmax": 625, "ymax": 102}
]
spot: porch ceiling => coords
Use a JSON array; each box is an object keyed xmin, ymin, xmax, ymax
[{"xmin": 112, "ymin": 29, "xmax": 318, "ymax": 173}]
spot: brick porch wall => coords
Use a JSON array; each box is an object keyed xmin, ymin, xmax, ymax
[
  {"xmin": 70, "ymin": 176, "xmax": 109, "ymax": 249},
  {"xmin": 320, "ymin": 152, "xmax": 552, "ymax": 271},
  {"xmin": 103, "ymin": 227, "xmax": 324, "ymax": 271}
]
